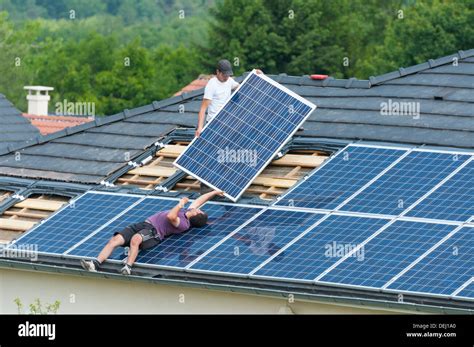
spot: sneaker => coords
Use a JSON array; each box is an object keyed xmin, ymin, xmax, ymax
[
  {"xmin": 81, "ymin": 259, "xmax": 99, "ymax": 272},
  {"xmin": 121, "ymin": 256, "xmax": 128, "ymax": 265},
  {"xmin": 120, "ymin": 264, "xmax": 132, "ymax": 275}
]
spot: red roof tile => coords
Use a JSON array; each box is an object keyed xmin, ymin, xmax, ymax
[
  {"xmin": 174, "ymin": 74, "xmax": 213, "ymax": 96},
  {"xmin": 23, "ymin": 114, "xmax": 93, "ymax": 135}
]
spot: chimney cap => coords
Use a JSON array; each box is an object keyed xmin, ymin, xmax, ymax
[{"xmin": 24, "ymin": 86, "xmax": 54, "ymax": 91}]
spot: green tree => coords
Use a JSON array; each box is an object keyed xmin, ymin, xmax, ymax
[{"xmin": 358, "ymin": 0, "xmax": 474, "ymax": 77}]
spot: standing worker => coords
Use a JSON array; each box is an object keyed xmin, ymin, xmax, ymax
[{"xmin": 195, "ymin": 59, "xmax": 262, "ymax": 137}]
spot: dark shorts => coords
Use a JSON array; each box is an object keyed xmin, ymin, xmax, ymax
[{"xmin": 114, "ymin": 221, "xmax": 161, "ymax": 250}]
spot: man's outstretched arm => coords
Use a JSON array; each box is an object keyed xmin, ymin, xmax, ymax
[
  {"xmin": 167, "ymin": 197, "xmax": 189, "ymax": 227},
  {"xmin": 189, "ymin": 190, "xmax": 223, "ymax": 210}
]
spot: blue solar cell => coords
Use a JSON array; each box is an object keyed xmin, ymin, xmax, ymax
[
  {"xmin": 455, "ymin": 282, "xmax": 474, "ymax": 299},
  {"xmin": 69, "ymin": 197, "xmax": 179, "ymax": 259},
  {"xmin": 406, "ymin": 159, "xmax": 474, "ymax": 222},
  {"xmin": 10, "ymin": 192, "xmax": 140, "ymax": 254},
  {"xmin": 319, "ymin": 221, "xmax": 456, "ymax": 288},
  {"xmin": 254, "ymin": 215, "xmax": 388, "ymax": 281},
  {"xmin": 342, "ymin": 151, "xmax": 470, "ymax": 215},
  {"xmin": 388, "ymin": 226, "xmax": 474, "ymax": 296},
  {"xmin": 190, "ymin": 209, "xmax": 323, "ymax": 275},
  {"xmin": 175, "ymin": 72, "xmax": 315, "ymax": 201},
  {"xmin": 136, "ymin": 204, "xmax": 262, "ymax": 268},
  {"xmin": 275, "ymin": 146, "xmax": 406, "ymax": 210}
]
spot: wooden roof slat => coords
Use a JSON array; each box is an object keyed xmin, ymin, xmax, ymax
[
  {"xmin": 128, "ymin": 166, "xmax": 177, "ymax": 177},
  {"xmin": 15, "ymin": 198, "xmax": 65, "ymax": 212},
  {"xmin": 0, "ymin": 218, "xmax": 37, "ymax": 231},
  {"xmin": 272, "ymin": 154, "xmax": 326, "ymax": 167}
]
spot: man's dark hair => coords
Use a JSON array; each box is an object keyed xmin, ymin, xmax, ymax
[{"xmin": 189, "ymin": 212, "xmax": 208, "ymax": 228}]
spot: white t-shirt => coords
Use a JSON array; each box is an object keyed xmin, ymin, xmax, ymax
[{"xmin": 203, "ymin": 76, "xmax": 239, "ymax": 122}]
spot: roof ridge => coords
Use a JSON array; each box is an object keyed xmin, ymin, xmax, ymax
[
  {"xmin": 369, "ymin": 49, "xmax": 474, "ymax": 85},
  {"xmin": 263, "ymin": 49, "xmax": 474, "ymax": 89}
]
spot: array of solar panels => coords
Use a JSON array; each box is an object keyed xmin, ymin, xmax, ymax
[
  {"xmin": 174, "ymin": 71, "xmax": 316, "ymax": 202},
  {"xmin": 6, "ymin": 144, "xmax": 474, "ymax": 302}
]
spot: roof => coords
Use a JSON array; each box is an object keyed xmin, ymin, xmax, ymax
[
  {"xmin": 0, "ymin": 94, "xmax": 41, "ymax": 153},
  {"xmin": 23, "ymin": 114, "xmax": 94, "ymax": 135},
  {"xmin": 0, "ymin": 49, "xmax": 472, "ymax": 184},
  {"xmin": 0, "ymin": 50, "xmax": 473, "ymax": 313},
  {"xmin": 296, "ymin": 50, "xmax": 474, "ymax": 148}
]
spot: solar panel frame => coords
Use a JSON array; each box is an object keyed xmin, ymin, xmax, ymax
[
  {"xmin": 453, "ymin": 280, "xmax": 474, "ymax": 301},
  {"xmin": 317, "ymin": 220, "xmax": 457, "ymax": 290},
  {"xmin": 62, "ymin": 194, "xmax": 265, "ymax": 271},
  {"xmin": 66, "ymin": 195, "xmax": 181, "ymax": 259},
  {"xmin": 174, "ymin": 70, "xmax": 316, "ymax": 202},
  {"xmin": 249, "ymin": 214, "xmax": 390, "ymax": 283},
  {"xmin": 340, "ymin": 151, "xmax": 472, "ymax": 216},
  {"xmin": 383, "ymin": 224, "xmax": 474, "ymax": 299},
  {"xmin": 5, "ymin": 191, "xmax": 142, "ymax": 256},
  {"xmin": 405, "ymin": 157, "xmax": 474, "ymax": 222},
  {"xmin": 187, "ymin": 208, "xmax": 326, "ymax": 276},
  {"xmin": 273, "ymin": 144, "xmax": 409, "ymax": 211},
  {"xmin": 134, "ymin": 204, "xmax": 264, "ymax": 270}
]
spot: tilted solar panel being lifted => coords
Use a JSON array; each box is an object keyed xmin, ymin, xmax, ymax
[{"xmin": 174, "ymin": 70, "xmax": 316, "ymax": 201}]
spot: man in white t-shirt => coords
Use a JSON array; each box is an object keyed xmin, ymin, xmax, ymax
[{"xmin": 195, "ymin": 59, "xmax": 262, "ymax": 137}]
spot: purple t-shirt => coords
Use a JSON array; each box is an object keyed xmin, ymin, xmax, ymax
[{"xmin": 146, "ymin": 208, "xmax": 191, "ymax": 240}]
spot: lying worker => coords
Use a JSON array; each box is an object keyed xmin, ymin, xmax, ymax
[
  {"xmin": 195, "ymin": 59, "xmax": 263, "ymax": 137},
  {"xmin": 80, "ymin": 190, "xmax": 223, "ymax": 275}
]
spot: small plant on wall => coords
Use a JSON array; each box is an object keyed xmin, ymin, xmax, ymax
[{"xmin": 14, "ymin": 298, "xmax": 60, "ymax": 314}]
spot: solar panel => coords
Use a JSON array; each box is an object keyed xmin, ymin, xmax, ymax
[
  {"xmin": 319, "ymin": 221, "xmax": 456, "ymax": 289},
  {"xmin": 455, "ymin": 282, "xmax": 474, "ymax": 299},
  {"xmin": 406, "ymin": 159, "xmax": 474, "ymax": 222},
  {"xmin": 387, "ymin": 226, "xmax": 473, "ymax": 296},
  {"xmin": 341, "ymin": 151, "xmax": 471, "ymax": 215},
  {"xmin": 275, "ymin": 145, "xmax": 406, "ymax": 210},
  {"xmin": 136, "ymin": 204, "xmax": 262, "ymax": 268},
  {"xmin": 174, "ymin": 71, "xmax": 316, "ymax": 201},
  {"xmin": 253, "ymin": 215, "xmax": 388, "ymax": 281},
  {"xmin": 68, "ymin": 197, "xmax": 180, "ymax": 259},
  {"xmin": 9, "ymin": 192, "xmax": 140, "ymax": 254},
  {"xmin": 189, "ymin": 209, "xmax": 323, "ymax": 275}
]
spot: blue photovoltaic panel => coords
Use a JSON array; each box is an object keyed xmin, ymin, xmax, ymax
[
  {"xmin": 69, "ymin": 197, "xmax": 179, "ymax": 259},
  {"xmin": 10, "ymin": 192, "xmax": 140, "ymax": 255},
  {"xmin": 406, "ymin": 160, "xmax": 474, "ymax": 222},
  {"xmin": 190, "ymin": 209, "xmax": 323, "ymax": 275},
  {"xmin": 388, "ymin": 226, "xmax": 474, "ymax": 296},
  {"xmin": 455, "ymin": 282, "xmax": 474, "ymax": 299},
  {"xmin": 254, "ymin": 215, "xmax": 388, "ymax": 281},
  {"xmin": 174, "ymin": 72, "xmax": 316, "ymax": 201},
  {"xmin": 319, "ymin": 221, "xmax": 456, "ymax": 288},
  {"xmin": 136, "ymin": 204, "xmax": 262, "ymax": 268},
  {"xmin": 275, "ymin": 146, "xmax": 406, "ymax": 210},
  {"xmin": 342, "ymin": 151, "xmax": 470, "ymax": 215}
]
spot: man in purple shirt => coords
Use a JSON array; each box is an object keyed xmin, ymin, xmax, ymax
[{"xmin": 80, "ymin": 190, "xmax": 223, "ymax": 275}]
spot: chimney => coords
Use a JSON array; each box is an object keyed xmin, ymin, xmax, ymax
[{"xmin": 24, "ymin": 86, "xmax": 54, "ymax": 116}]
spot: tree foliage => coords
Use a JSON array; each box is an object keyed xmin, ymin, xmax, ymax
[{"xmin": 0, "ymin": 0, "xmax": 472, "ymax": 117}]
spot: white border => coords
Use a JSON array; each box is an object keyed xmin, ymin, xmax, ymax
[
  {"xmin": 452, "ymin": 277, "xmax": 474, "ymax": 297},
  {"xmin": 173, "ymin": 70, "xmax": 317, "ymax": 202}
]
